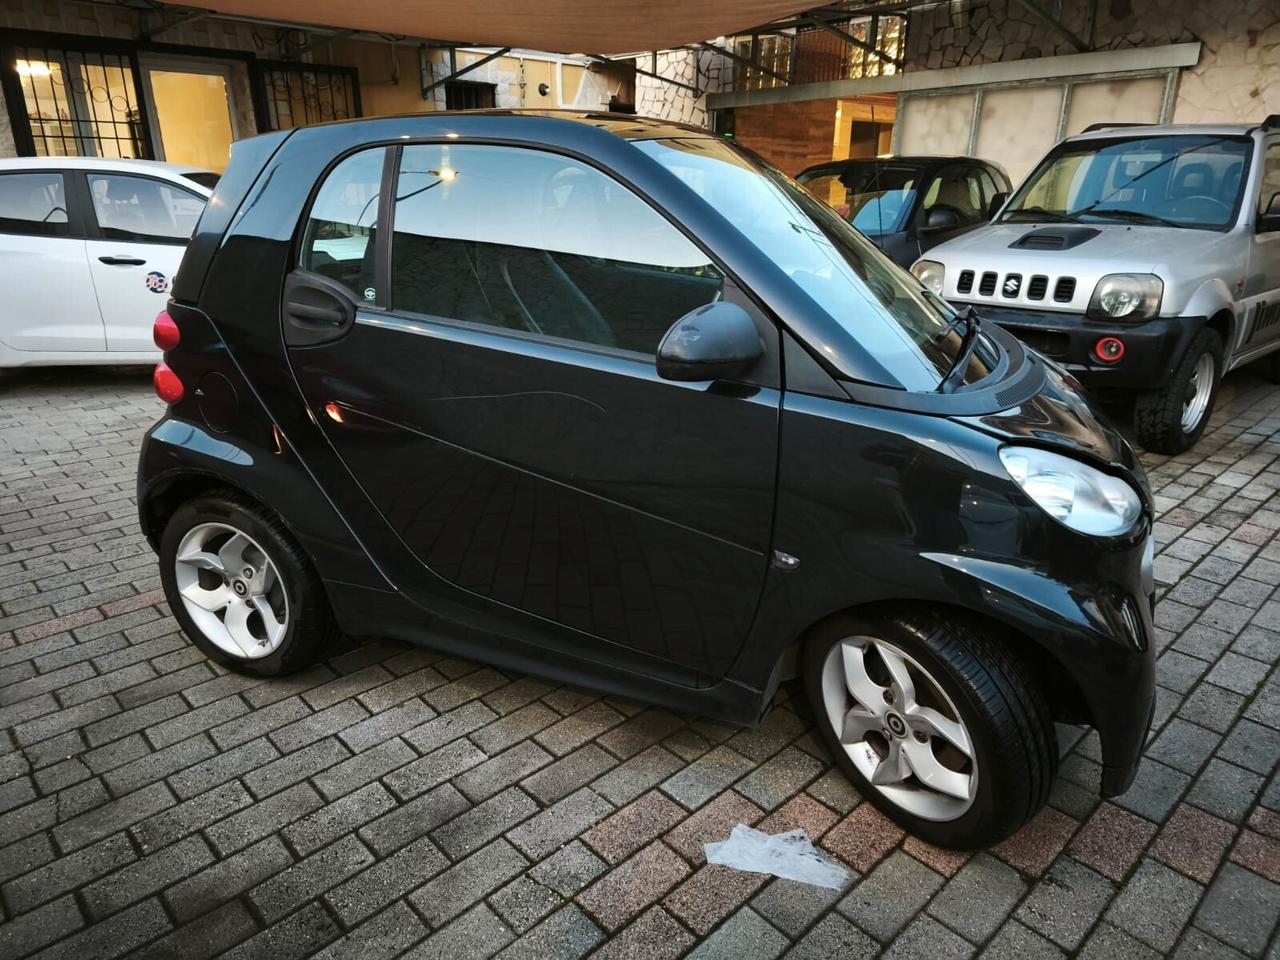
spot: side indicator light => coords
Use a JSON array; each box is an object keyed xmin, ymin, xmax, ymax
[
  {"xmin": 324, "ymin": 402, "xmax": 345, "ymax": 423},
  {"xmin": 153, "ymin": 362, "xmax": 184, "ymax": 404},
  {"xmin": 153, "ymin": 310, "xmax": 180, "ymax": 351}
]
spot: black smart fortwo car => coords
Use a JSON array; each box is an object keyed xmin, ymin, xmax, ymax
[{"xmin": 139, "ymin": 111, "xmax": 1156, "ymax": 849}]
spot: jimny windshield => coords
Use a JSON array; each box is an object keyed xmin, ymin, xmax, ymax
[{"xmin": 1002, "ymin": 134, "xmax": 1251, "ymax": 231}]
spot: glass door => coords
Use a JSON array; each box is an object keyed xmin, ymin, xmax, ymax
[{"xmin": 139, "ymin": 57, "xmax": 239, "ymax": 173}]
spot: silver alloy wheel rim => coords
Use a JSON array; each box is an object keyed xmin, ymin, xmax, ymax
[
  {"xmin": 173, "ymin": 522, "xmax": 288, "ymax": 660},
  {"xmin": 821, "ymin": 636, "xmax": 977, "ymax": 821},
  {"xmin": 1181, "ymin": 352, "xmax": 1215, "ymax": 434}
]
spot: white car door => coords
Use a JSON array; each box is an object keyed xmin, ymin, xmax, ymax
[
  {"xmin": 0, "ymin": 170, "xmax": 105, "ymax": 354},
  {"xmin": 81, "ymin": 171, "xmax": 206, "ymax": 353}
]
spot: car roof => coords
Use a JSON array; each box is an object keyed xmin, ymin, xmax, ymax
[
  {"xmin": 1065, "ymin": 122, "xmax": 1258, "ymax": 142},
  {"xmin": 0, "ymin": 155, "xmax": 215, "ymax": 179}
]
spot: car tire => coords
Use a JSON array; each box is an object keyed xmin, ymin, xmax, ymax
[
  {"xmin": 802, "ymin": 609, "xmax": 1057, "ymax": 849},
  {"xmin": 1134, "ymin": 327, "xmax": 1221, "ymax": 454},
  {"xmin": 159, "ymin": 490, "xmax": 335, "ymax": 676}
]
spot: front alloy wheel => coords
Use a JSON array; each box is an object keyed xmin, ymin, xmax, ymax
[
  {"xmin": 803, "ymin": 610, "xmax": 1057, "ymax": 849},
  {"xmin": 1134, "ymin": 327, "xmax": 1221, "ymax": 454},
  {"xmin": 821, "ymin": 637, "xmax": 977, "ymax": 821}
]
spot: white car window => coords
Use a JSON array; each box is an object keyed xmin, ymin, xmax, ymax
[
  {"xmin": 0, "ymin": 172, "xmax": 69, "ymax": 235},
  {"xmin": 87, "ymin": 173, "xmax": 205, "ymax": 243}
]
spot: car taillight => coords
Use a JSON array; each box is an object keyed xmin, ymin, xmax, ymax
[
  {"xmin": 153, "ymin": 310, "xmax": 180, "ymax": 351},
  {"xmin": 153, "ymin": 361, "xmax": 184, "ymax": 404}
]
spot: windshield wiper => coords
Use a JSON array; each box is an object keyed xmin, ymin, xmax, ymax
[
  {"xmin": 1070, "ymin": 208, "xmax": 1184, "ymax": 228},
  {"xmin": 937, "ymin": 307, "xmax": 981, "ymax": 394}
]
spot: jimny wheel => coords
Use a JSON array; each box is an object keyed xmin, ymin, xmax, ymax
[
  {"xmin": 173, "ymin": 522, "xmax": 288, "ymax": 659},
  {"xmin": 803, "ymin": 610, "xmax": 1057, "ymax": 849}
]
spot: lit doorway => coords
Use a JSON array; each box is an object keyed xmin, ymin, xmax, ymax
[{"xmin": 139, "ymin": 56, "xmax": 240, "ymax": 173}]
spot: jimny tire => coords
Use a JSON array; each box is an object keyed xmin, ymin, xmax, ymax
[
  {"xmin": 803, "ymin": 609, "xmax": 1057, "ymax": 849},
  {"xmin": 1134, "ymin": 328, "xmax": 1222, "ymax": 454},
  {"xmin": 159, "ymin": 491, "xmax": 334, "ymax": 676}
]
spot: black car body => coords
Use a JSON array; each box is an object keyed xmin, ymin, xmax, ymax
[
  {"xmin": 139, "ymin": 111, "xmax": 1154, "ymax": 848},
  {"xmin": 796, "ymin": 156, "xmax": 1012, "ymax": 267}
]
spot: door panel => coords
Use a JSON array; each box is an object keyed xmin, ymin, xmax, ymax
[
  {"xmin": 286, "ymin": 141, "xmax": 779, "ymax": 675},
  {"xmin": 291, "ymin": 322, "xmax": 778, "ymax": 674},
  {"xmin": 81, "ymin": 172, "xmax": 206, "ymax": 352},
  {"xmin": 0, "ymin": 171, "xmax": 104, "ymax": 353}
]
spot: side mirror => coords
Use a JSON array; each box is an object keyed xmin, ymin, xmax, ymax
[
  {"xmin": 988, "ymin": 191, "xmax": 1009, "ymax": 219},
  {"xmin": 656, "ymin": 301, "xmax": 764, "ymax": 382},
  {"xmin": 921, "ymin": 206, "xmax": 961, "ymax": 233}
]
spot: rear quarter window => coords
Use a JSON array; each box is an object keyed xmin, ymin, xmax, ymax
[{"xmin": 0, "ymin": 172, "xmax": 70, "ymax": 236}]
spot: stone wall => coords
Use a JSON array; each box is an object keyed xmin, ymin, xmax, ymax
[
  {"xmin": 905, "ymin": 0, "xmax": 1280, "ymax": 122},
  {"xmin": 635, "ymin": 49, "xmax": 729, "ymax": 128}
]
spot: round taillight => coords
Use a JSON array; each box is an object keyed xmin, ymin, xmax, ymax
[
  {"xmin": 153, "ymin": 310, "xmax": 180, "ymax": 351},
  {"xmin": 1094, "ymin": 336, "xmax": 1125, "ymax": 364},
  {"xmin": 153, "ymin": 362, "xmax": 184, "ymax": 404}
]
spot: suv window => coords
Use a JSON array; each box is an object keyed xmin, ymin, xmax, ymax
[
  {"xmin": 87, "ymin": 173, "xmax": 206, "ymax": 243},
  {"xmin": 922, "ymin": 166, "xmax": 985, "ymax": 225},
  {"xmin": 0, "ymin": 172, "xmax": 69, "ymax": 236},
  {"xmin": 1258, "ymin": 142, "xmax": 1280, "ymax": 221},
  {"xmin": 300, "ymin": 148, "xmax": 384, "ymax": 302},
  {"xmin": 390, "ymin": 143, "xmax": 723, "ymax": 355}
]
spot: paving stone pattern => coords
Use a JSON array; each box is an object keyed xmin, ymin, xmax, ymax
[{"xmin": 0, "ymin": 366, "xmax": 1278, "ymax": 959}]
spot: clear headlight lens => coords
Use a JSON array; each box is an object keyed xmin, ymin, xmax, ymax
[
  {"xmin": 999, "ymin": 446, "xmax": 1141, "ymax": 536},
  {"xmin": 1088, "ymin": 274, "xmax": 1163, "ymax": 321},
  {"xmin": 911, "ymin": 260, "xmax": 945, "ymax": 296}
]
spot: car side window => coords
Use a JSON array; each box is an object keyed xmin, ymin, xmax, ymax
[
  {"xmin": 390, "ymin": 143, "xmax": 724, "ymax": 356},
  {"xmin": 299, "ymin": 148, "xmax": 385, "ymax": 302},
  {"xmin": 0, "ymin": 172, "xmax": 69, "ymax": 236},
  {"xmin": 1258, "ymin": 142, "xmax": 1280, "ymax": 224},
  {"xmin": 87, "ymin": 173, "xmax": 206, "ymax": 243},
  {"xmin": 923, "ymin": 167, "xmax": 984, "ymax": 225}
]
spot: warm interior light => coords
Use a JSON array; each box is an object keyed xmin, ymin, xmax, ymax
[{"xmin": 16, "ymin": 60, "xmax": 53, "ymax": 77}]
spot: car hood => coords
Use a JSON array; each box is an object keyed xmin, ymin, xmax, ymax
[
  {"xmin": 953, "ymin": 358, "xmax": 1143, "ymax": 479},
  {"xmin": 932, "ymin": 220, "xmax": 1229, "ymax": 270}
]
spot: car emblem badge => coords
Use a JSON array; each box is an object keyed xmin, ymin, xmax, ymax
[{"xmin": 1002, "ymin": 276, "xmax": 1021, "ymax": 297}]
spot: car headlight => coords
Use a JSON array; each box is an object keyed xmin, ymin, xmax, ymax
[
  {"xmin": 1087, "ymin": 274, "xmax": 1162, "ymax": 321},
  {"xmin": 912, "ymin": 260, "xmax": 945, "ymax": 296},
  {"xmin": 999, "ymin": 446, "xmax": 1141, "ymax": 536}
]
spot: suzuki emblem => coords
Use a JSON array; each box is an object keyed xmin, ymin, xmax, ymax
[{"xmin": 1002, "ymin": 276, "xmax": 1021, "ymax": 297}]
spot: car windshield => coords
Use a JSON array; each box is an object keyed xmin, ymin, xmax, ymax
[
  {"xmin": 635, "ymin": 138, "xmax": 992, "ymax": 392},
  {"xmin": 797, "ymin": 162, "xmax": 920, "ymax": 235},
  {"xmin": 1002, "ymin": 133, "xmax": 1251, "ymax": 230}
]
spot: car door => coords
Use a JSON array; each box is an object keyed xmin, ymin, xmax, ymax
[
  {"xmin": 918, "ymin": 165, "xmax": 990, "ymax": 254},
  {"xmin": 81, "ymin": 171, "xmax": 206, "ymax": 353},
  {"xmin": 1242, "ymin": 138, "xmax": 1280, "ymax": 361},
  {"xmin": 284, "ymin": 143, "xmax": 781, "ymax": 676},
  {"xmin": 0, "ymin": 169, "xmax": 105, "ymax": 354}
]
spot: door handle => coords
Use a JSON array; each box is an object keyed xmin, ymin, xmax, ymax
[
  {"xmin": 287, "ymin": 300, "xmax": 347, "ymax": 326},
  {"xmin": 98, "ymin": 255, "xmax": 147, "ymax": 266}
]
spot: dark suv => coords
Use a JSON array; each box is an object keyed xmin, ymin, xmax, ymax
[
  {"xmin": 139, "ymin": 111, "xmax": 1155, "ymax": 849},
  {"xmin": 797, "ymin": 156, "xmax": 1011, "ymax": 268}
]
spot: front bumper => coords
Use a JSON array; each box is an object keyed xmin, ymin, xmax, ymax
[{"xmin": 961, "ymin": 304, "xmax": 1203, "ymax": 390}]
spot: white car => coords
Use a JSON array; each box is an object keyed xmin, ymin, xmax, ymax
[{"xmin": 0, "ymin": 156, "xmax": 216, "ymax": 367}]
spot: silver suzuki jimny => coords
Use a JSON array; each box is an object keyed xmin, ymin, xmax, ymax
[{"xmin": 912, "ymin": 120, "xmax": 1280, "ymax": 453}]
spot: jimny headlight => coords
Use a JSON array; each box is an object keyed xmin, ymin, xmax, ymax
[
  {"xmin": 1000, "ymin": 446, "xmax": 1141, "ymax": 536},
  {"xmin": 912, "ymin": 260, "xmax": 945, "ymax": 296},
  {"xmin": 1088, "ymin": 274, "xmax": 1162, "ymax": 321}
]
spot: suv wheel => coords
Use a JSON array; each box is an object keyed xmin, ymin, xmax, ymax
[
  {"xmin": 1134, "ymin": 328, "xmax": 1221, "ymax": 454},
  {"xmin": 159, "ymin": 491, "xmax": 334, "ymax": 676},
  {"xmin": 802, "ymin": 610, "xmax": 1057, "ymax": 849}
]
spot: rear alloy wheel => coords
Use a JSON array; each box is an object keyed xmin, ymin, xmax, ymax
[
  {"xmin": 160, "ymin": 491, "xmax": 333, "ymax": 676},
  {"xmin": 803, "ymin": 610, "xmax": 1057, "ymax": 849},
  {"xmin": 1134, "ymin": 328, "xmax": 1221, "ymax": 454}
]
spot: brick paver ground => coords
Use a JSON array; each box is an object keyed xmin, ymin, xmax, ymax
[{"xmin": 0, "ymin": 364, "xmax": 1278, "ymax": 960}]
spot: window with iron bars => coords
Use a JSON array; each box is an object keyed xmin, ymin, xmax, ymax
[
  {"xmin": 728, "ymin": 15, "xmax": 905, "ymax": 91},
  {"xmin": 3, "ymin": 42, "xmax": 148, "ymax": 158},
  {"xmin": 256, "ymin": 61, "xmax": 360, "ymax": 131}
]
